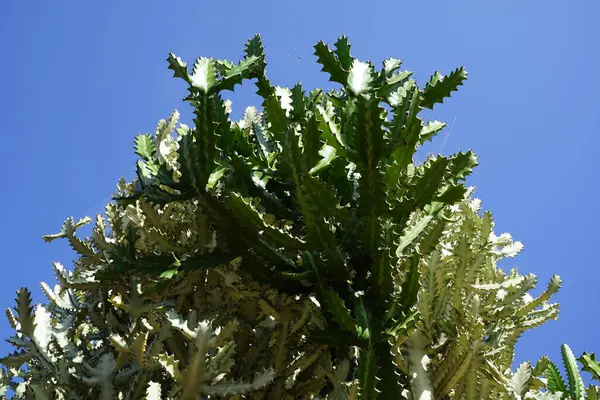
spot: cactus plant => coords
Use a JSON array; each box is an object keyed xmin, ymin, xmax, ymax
[{"xmin": 0, "ymin": 35, "xmax": 563, "ymax": 399}]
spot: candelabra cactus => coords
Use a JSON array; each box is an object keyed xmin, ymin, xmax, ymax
[{"xmin": 0, "ymin": 35, "xmax": 564, "ymax": 399}]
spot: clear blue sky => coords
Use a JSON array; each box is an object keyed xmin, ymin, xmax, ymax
[{"xmin": 1, "ymin": 0, "xmax": 598, "ymax": 374}]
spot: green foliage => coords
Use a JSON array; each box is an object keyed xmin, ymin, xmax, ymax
[
  {"xmin": 521, "ymin": 344, "xmax": 600, "ymax": 400},
  {"xmin": 397, "ymin": 194, "xmax": 561, "ymax": 399},
  {"xmin": 0, "ymin": 35, "xmax": 564, "ymax": 399},
  {"xmin": 421, "ymin": 67, "xmax": 467, "ymax": 110},
  {"xmin": 580, "ymin": 353, "xmax": 600, "ymax": 383},
  {"xmin": 113, "ymin": 35, "xmax": 479, "ymax": 399}
]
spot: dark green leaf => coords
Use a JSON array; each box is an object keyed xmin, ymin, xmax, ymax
[
  {"xmin": 411, "ymin": 156, "xmax": 450, "ymax": 208},
  {"xmin": 296, "ymin": 176, "xmax": 348, "ymax": 281},
  {"xmin": 290, "ymin": 83, "xmax": 306, "ymax": 121},
  {"xmin": 435, "ymin": 184, "xmax": 467, "ymax": 204},
  {"xmin": 580, "ymin": 352, "xmax": 600, "ymax": 382},
  {"xmin": 385, "ymin": 309, "xmax": 418, "ymax": 337},
  {"xmin": 320, "ymin": 285, "xmax": 356, "ymax": 333},
  {"xmin": 355, "ymin": 96, "xmax": 386, "ymax": 253},
  {"xmin": 244, "ymin": 34, "xmax": 266, "ymax": 59},
  {"xmin": 227, "ymin": 193, "xmax": 306, "ymax": 250},
  {"xmin": 166, "ymin": 53, "xmax": 191, "ymax": 84},
  {"xmin": 421, "ymin": 67, "xmax": 467, "ymax": 110},
  {"xmin": 301, "ymin": 113, "xmax": 322, "ymax": 171},
  {"xmin": 447, "ymin": 151, "xmax": 479, "ymax": 181},
  {"xmin": 419, "ymin": 219, "xmax": 446, "ymax": 256},
  {"xmin": 0, "ymin": 350, "xmax": 34, "ymax": 369},
  {"xmin": 358, "ymin": 346, "xmax": 378, "ymax": 400},
  {"xmin": 375, "ymin": 341, "xmax": 403, "ymax": 399},
  {"xmin": 397, "ymin": 255, "xmax": 421, "ymax": 314},
  {"xmin": 545, "ymin": 361, "xmax": 568, "ymax": 395},
  {"xmin": 354, "ymin": 296, "xmax": 378, "ymax": 399},
  {"xmin": 368, "ymin": 219, "xmax": 395, "ymax": 310},
  {"xmin": 263, "ymin": 94, "xmax": 289, "ymax": 134},
  {"xmin": 333, "ymin": 35, "xmax": 353, "ymax": 71},
  {"xmin": 395, "ymin": 214, "xmax": 433, "ymax": 258},
  {"xmin": 15, "ymin": 288, "xmax": 35, "ymax": 337},
  {"xmin": 387, "ymin": 81, "xmax": 422, "ymax": 172},
  {"xmin": 314, "ymin": 41, "xmax": 347, "ymax": 85},
  {"xmin": 177, "ymin": 130, "xmax": 200, "ymax": 190},
  {"xmin": 354, "ymin": 295, "xmax": 373, "ymax": 341},
  {"xmin": 217, "ymin": 55, "xmax": 262, "ymax": 92},
  {"xmin": 193, "ymin": 95, "xmax": 220, "ymax": 190}
]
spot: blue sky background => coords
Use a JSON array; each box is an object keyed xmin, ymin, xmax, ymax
[{"xmin": 1, "ymin": 0, "xmax": 598, "ymax": 377}]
